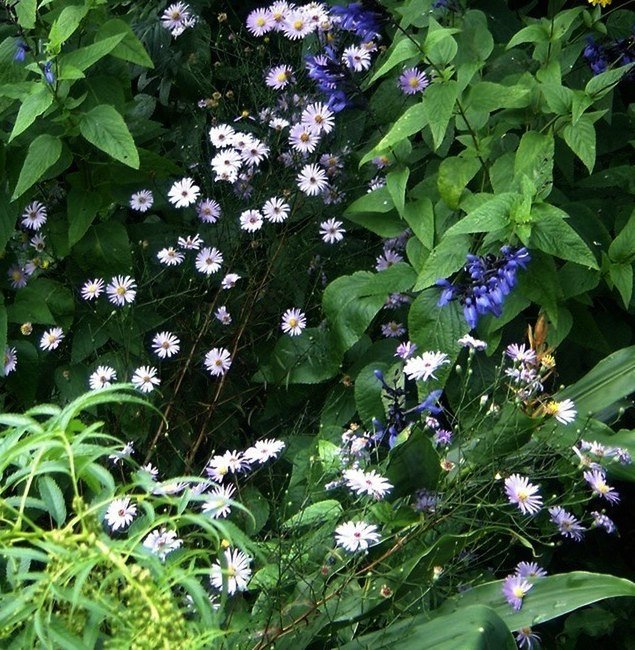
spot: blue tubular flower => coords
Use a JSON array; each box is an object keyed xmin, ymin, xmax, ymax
[
  {"xmin": 413, "ymin": 389, "xmax": 443, "ymax": 415},
  {"xmin": 436, "ymin": 279, "xmax": 456, "ymax": 306},
  {"xmin": 14, "ymin": 40, "xmax": 28, "ymax": 62},
  {"xmin": 43, "ymin": 61, "xmax": 55, "ymax": 84},
  {"xmin": 331, "ymin": 2, "xmax": 384, "ymax": 41}
]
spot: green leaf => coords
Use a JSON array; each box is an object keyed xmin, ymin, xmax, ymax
[
  {"xmin": 609, "ymin": 263, "xmax": 633, "ymax": 309},
  {"xmin": 557, "ymin": 345, "xmax": 635, "ymax": 417},
  {"xmin": 9, "ymin": 85, "xmax": 54, "ymax": 142},
  {"xmin": 403, "ymin": 198, "xmax": 434, "ymax": 249},
  {"xmin": 79, "ymin": 105, "xmax": 139, "ymax": 169},
  {"xmin": 7, "ymin": 278, "xmax": 74, "ymax": 328},
  {"xmin": 562, "ymin": 115, "xmax": 596, "ymax": 174},
  {"xmin": 15, "ymin": 0, "xmax": 36, "ymax": 29},
  {"xmin": 38, "ymin": 476, "xmax": 67, "ymax": 526},
  {"xmin": 369, "ymin": 37, "xmax": 420, "ymax": 84},
  {"xmin": 528, "ymin": 203, "xmax": 598, "ymax": 268},
  {"xmin": 422, "ymin": 81, "xmax": 458, "ymax": 150},
  {"xmin": 60, "ymin": 33, "xmax": 126, "ymax": 73},
  {"xmin": 437, "ymin": 156, "xmax": 482, "ymax": 210},
  {"xmin": 96, "ymin": 19, "xmax": 154, "ymax": 68},
  {"xmin": 355, "ymin": 363, "xmax": 389, "ymax": 427},
  {"xmin": 514, "ymin": 132, "xmax": 554, "ymax": 199},
  {"xmin": 0, "ymin": 194, "xmax": 17, "ymax": 254},
  {"xmin": 342, "ymin": 605, "xmax": 516, "ymax": 649},
  {"xmin": 361, "ymin": 103, "xmax": 427, "ymax": 165},
  {"xmin": 540, "ymin": 82, "xmax": 573, "ymax": 114},
  {"xmin": 468, "ymin": 82, "xmax": 532, "ymax": 112},
  {"xmin": 435, "ymin": 572, "xmax": 635, "ymax": 632},
  {"xmin": 585, "ymin": 63, "xmax": 635, "ymax": 100},
  {"xmin": 609, "ymin": 210, "xmax": 635, "ymax": 264},
  {"xmin": 72, "ymin": 221, "xmax": 133, "ymax": 275},
  {"xmin": 387, "ymin": 428, "xmax": 440, "ymax": 498},
  {"xmin": 282, "ymin": 500, "xmax": 342, "ymax": 530},
  {"xmin": 386, "ymin": 167, "xmax": 410, "ymax": 216},
  {"xmin": 507, "ymin": 24, "xmax": 549, "ymax": 49},
  {"xmin": 413, "ymin": 234, "xmax": 471, "ymax": 291},
  {"xmin": 346, "ymin": 186, "xmax": 394, "ymax": 216},
  {"xmin": 445, "ymin": 193, "xmax": 516, "ymax": 237},
  {"xmin": 48, "ymin": 5, "xmax": 89, "ymax": 51},
  {"xmin": 12, "ymin": 134, "xmax": 62, "ymax": 200},
  {"xmin": 67, "ymin": 186, "xmax": 104, "ymax": 247}
]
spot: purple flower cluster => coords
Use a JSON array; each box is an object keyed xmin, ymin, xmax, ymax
[
  {"xmin": 583, "ymin": 34, "xmax": 635, "ymax": 77},
  {"xmin": 437, "ymin": 246, "xmax": 531, "ymax": 330}
]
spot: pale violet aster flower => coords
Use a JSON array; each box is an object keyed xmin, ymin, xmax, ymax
[
  {"xmin": 301, "ymin": 102, "xmax": 334, "ymax": 134},
  {"xmin": 398, "ymin": 67, "xmax": 429, "ymax": 95},
  {"xmin": 458, "ymin": 334, "xmax": 487, "ymax": 351},
  {"xmin": 335, "ymin": 521, "xmax": 380, "ymax": 552},
  {"xmin": 157, "ymin": 247, "xmax": 184, "ymax": 266},
  {"xmin": 502, "ymin": 574, "xmax": 532, "ymax": 611},
  {"xmin": 265, "ymin": 64, "xmax": 293, "ymax": 89},
  {"xmin": 548, "ymin": 506, "xmax": 585, "ymax": 541},
  {"xmin": 209, "ymin": 124, "xmax": 235, "ymax": 148},
  {"xmin": 108, "ymin": 441, "xmax": 134, "ymax": 464},
  {"xmin": 583, "ymin": 469, "xmax": 620, "ymax": 503},
  {"xmin": 289, "ymin": 123, "xmax": 320, "ymax": 153},
  {"xmin": 195, "ymin": 247, "xmax": 223, "ymax": 275},
  {"xmin": 151, "ymin": 331, "xmax": 180, "ymax": 359},
  {"xmin": 8, "ymin": 266, "xmax": 28, "ymax": 289},
  {"xmin": 239, "ymin": 209, "xmax": 263, "ymax": 232},
  {"xmin": 129, "ymin": 190, "xmax": 154, "ymax": 212},
  {"xmin": 246, "ymin": 8, "xmax": 274, "ymax": 36},
  {"xmin": 215, "ymin": 305, "xmax": 232, "ymax": 325},
  {"xmin": 319, "ymin": 218, "xmax": 345, "ymax": 243},
  {"xmin": 143, "ymin": 528, "xmax": 183, "ymax": 560},
  {"xmin": 395, "ymin": 341, "xmax": 417, "ymax": 359},
  {"xmin": 21, "ymin": 201, "xmax": 47, "ymax": 230},
  {"xmin": 106, "ymin": 275, "xmax": 137, "ymax": 306},
  {"xmin": 40, "ymin": 327, "xmax": 64, "ymax": 351},
  {"xmin": 281, "ymin": 308, "xmax": 306, "ymax": 336},
  {"xmin": 221, "ymin": 273, "xmax": 241, "ymax": 289},
  {"xmin": 89, "ymin": 365, "xmax": 117, "ymax": 390},
  {"xmin": 168, "ymin": 177, "xmax": 200, "ymax": 208},
  {"xmin": 178, "ymin": 234, "xmax": 203, "ymax": 250},
  {"xmin": 104, "ymin": 497, "xmax": 137, "ymax": 531},
  {"xmin": 515, "ymin": 627, "xmax": 541, "ymax": 650},
  {"xmin": 343, "ymin": 469, "xmax": 393, "ymax": 500},
  {"xmin": 131, "ymin": 366, "xmax": 160, "ymax": 393},
  {"xmin": 196, "ymin": 198, "xmax": 221, "ymax": 223},
  {"xmin": 342, "ymin": 45, "xmax": 371, "ymax": 71},
  {"xmin": 505, "ymin": 343, "xmax": 536, "ymax": 364},
  {"xmin": 160, "ymin": 2, "xmax": 196, "ymax": 38},
  {"xmin": 81, "ymin": 278, "xmax": 104, "ymax": 301},
  {"xmin": 297, "ymin": 163, "xmax": 328, "ymax": 196},
  {"xmin": 515, "ymin": 562, "xmax": 547, "ymax": 578},
  {"xmin": 504, "ymin": 474, "xmax": 543, "ymax": 515},
  {"xmin": 204, "ymin": 347, "xmax": 232, "ymax": 377},
  {"xmin": 3, "ymin": 347, "xmax": 17, "ymax": 376},
  {"xmin": 210, "ymin": 548, "xmax": 252, "ymax": 594},
  {"xmin": 202, "ymin": 483, "xmax": 236, "ymax": 519},
  {"xmin": 281, "ymin": 10, "xmax": 315, "ymax": 39},
  {"xmin": 545, "ymin": 399, "xmax": 577, "ymax": 425},
  {"xmin": 403, "ymin": 351, "xmax": 449, "ymax": 381},
  {"xmin": 243, "ymin": 439, "xmax": 286, "ymax": 464},
  {"xmin": 240, "ymin": 139, "xmax": 269, "ymax": 167},
  {"xmin": 262, "ymin": 197, "xmax": 290, "ymax": 223}
]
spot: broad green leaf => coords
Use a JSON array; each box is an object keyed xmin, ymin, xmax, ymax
[
  {"xmin": 557, "ymin": 344, "xmax": 635, "ymax": 416},
  {"xmin": 386, "ymin": 167, "xmax": 410, "ymax": 216},
  {"xmin": 15, "ymin": 0, "xmax": 36, "ymax": 29},
  {"xmin": 38, "ymin": 476, "xmax": 67, "ymax": 526},
  {"xmin": 67, "ymin": 186, "xmax": 104, "ymax": 247},
  {"xmin": 435, "ymin": 572, "xmax": 635, "ymax": 632},
  {"xmin": 72, "ymin": 221, "xmax": 133, "ymax": 275},
  {"xmin": 455, "ymin": 10, "xmax": 494, "ymax": 90},
  {"xmin": 48, "ymin": 5, "xmax": 89, "ymax": 51},
  {"xmin": 609, "ymin": 210, "xmax": 635, "ymax": 264},
  {"xmin": 528, "ymin": 204, "xmax": 598, "ymax": 268},
  {"xmin": 562, "ymin": 115, "xmax": 596, "ymax": 174},
  {"xmin": 445, "ymin": 193, "xmax": 516, "ymax": 237},
  {"xmin": 96, "ymin": 19, "xmax": 154, "ymax": 68},
  {"xmin": 369, "ymin": 37, "xmax": 420, "ymax": 84},
  {"xmin": 7, "ymin": 278, "xmax": 74, "ymax": 328},
  {"xmin": 79, "ymin": 105, "xmax": 139, "ymax": 169},
  {"xmin": 282, "ymin": 500, "xmax": 342, "ymax": 529},
  {"xmin": 514, "ymin": 132, "xmax": 554, "ymax": 199},
  {"xmin": 342, "ymin": 605, "xmax": 515, "ymax": 649},
  {"xmin": 540, "ymin": 82, "xmax": 573, "ymax": 114},
  {"xmin": 585, "ymin": 63, "xmax": 635, "ymax": 100},
  {"xmin": 9, "ymin": 85, "xmax": 54, "ymax": 141},
  {"xmin": 437, "ymin": 156, "xmax": 482, "ymax": 209},
  {"xmin": 387, "ymin": 428, "xmax": 440, "ymax": 498},
  {"xmin": 403, "ymin": 198, "xmax": 434, "ymax": 249},
  {"xmin": 355, "ymin": 363, "xmax": 389, "ymax": 428},
  {"xmin": 346, "ymin": 187, "xmax": 394, "ymax": 216},
  {"xmin": 361, "ymin": 103, "xmax": 427, "ymax": 165},
  {"xmin": 60, "ymin": 34, "xmax": 126, "ymax": 73},
  {"xmin": 414, "ymin": 234, "xmax": 471, "ymax": 291},
  {"xmin": 422, "ymin": 81, "xmax": 458, "ymax": 150},
  {"xmin": 609, "ymin": 263, "xmax": 633, "ymax": 309},
  {"xmin": 12, "ymin": 134, "xmax": 62, "ymax": 200},
  {"xmin": 468, "ymin": 82, "xmax": 532, "ymax": 112},
  {"xmin": 507, "ymin": 24, "xmax": 549, "ymax": 49}
]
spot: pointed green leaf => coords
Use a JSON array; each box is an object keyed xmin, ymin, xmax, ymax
[
  {"xmin": 282, "ymin": 500, "xmax": 342, "ymax": 530},
  {"xmin": 369, "ymin": 37, "xmax": 420, "ymax": 84},
  {"xmin": 445, "ymin": 193, "xmax": 516, "ymax": 237},
  {"xmin": 60, "ymin": 33, "xmax": 126, "ymax": 72},
  {"xmin": 438, "ymin": 156, "xmax": 482, "ymax": 209},
  {"xmin": 15, "ymin": 0, "xmax": 36, "ymax": 29},
  {"xmin": 609, "ymin": 210, "xmax": 635, "ymax": 264},
  {"xmin": 386, "ymin": 166, "xmax": 410, "ymax": 216},
  {"xmin": 422, "ymin": 81, "xmax": 458, "ymax": 150},
  {"xmin": 48, "ymin": 5, "xmax": 89, "ymax": 50},
  {"xmin": 11, "ymin": 134, "xmax": 62, "ymax": 200},
  {"xmin": 609, "ymin": 263, "xmax": 633, "ymax": 309},
  {"xmin": 562, "ymin": 115, "xmax": 596, "ymax": 173},
  {"xmin": 96, "ymin": 19, "xmax": 154, "ymax": 68},
  {"xmin": 585, "ymin": 63, "xmax": 635, "ymax": 100},
  {"xmin": 38, "ymin": 476, "xmax": 67, "ymax": 526},
  {"xmin": 79, "ymin": 105, "xmax": 139, "ymax": 169},
  {"xmin": 9, "ymin": 85, "xmax": 54, "ymax": 141}
]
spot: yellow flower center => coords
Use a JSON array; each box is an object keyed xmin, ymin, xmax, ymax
[
  {"xmin": 513, "ymin": 586, "xmax": 525, "ymax": 598},
  {"xmin": 276, "ymin": 72, "xmax": 288, "ymax": 82},
  {"xmin": 288, "ymin": 318, "xmax": 298, "ymax": 328},
  {"xmin": 256, "ymin": 17, "xmax": 265, "ymax": 26},
  {"xmin": 293, "ymin": 19, "xmax": 303, "ymax": 30},
  {"xmin": 409, "ymin": 77, "xmax": 419, "ymax": 88},
  {"xmin": 116, "ymin": 286, "xmax": 126, "ymax": 295}
]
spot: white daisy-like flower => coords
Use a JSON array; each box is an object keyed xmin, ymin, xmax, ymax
[
  {"xmin": 89, "ymin": 365, "xmax": 117, "ymax": 390},
  {"xmin": 131, "ymin": 365, "xmax": 160, "ymax": 393},
  {"xmin": 239, "ymin": 209, "xmax": 264, "ymax": 232},
  {"xmin": 151, "ymin": 331, "xmax": 180, "ymax": 359},
  {"xmin": 246, "ymin": 8, "xmax": 274, "ymax": 36},
  {"xmin": 195, "ymin": 246, "xmax": 223, "ymax": 275},
  {"xmin": 281, "ymin": 10, "xmax": 315, "ymax": 39},
  {"xmin": 8, "ymin": 265, "xmax": 28, "ymax": 289},
  {"xmin": 40, "ymin": 327, "xmax": 64, "ymax": 351},
  {"xmin": 269, "ymin": 0, "xmax": 290, "ymax": 29},
  {"xmin": 157, "ymin": 247, "xmax": 185, "ymax": 266},
  {"xmin": 211, "ymin": 149, "xmax": 242, "ymax": 177},
  {"xmin": 106, "ymin": 275, "xmax": 137, "ymax": 306},
  {"xmin": 343, "ymin": 469, "xmax": 393, "ymax": 500},
  {"xmin": 403, "ymin": 351, "xmax": 450, "ymax": 382},
  {"xmin": 160, "ymin": 2, "xmax": 196, "ymax": 38},
  {"xmin": 204, "ymin": 347, "xmax": 232, "ymax": 377},
  {"xmin": 301, "ymin": 102, "xmax": 335, "ymax": 134},
  {"xmin": 265, "ymin": 64, "xmax": 294, "ymax": 90},
  {"xmin": 129, "ymin": 190, "xmax": 154, "ymax": 212},
  {"xmin": 319, "ymin": 218, "xmax": 345, "ymax": 244},
  {"xmin": 104, "ymin": 497, "xmax": 137, "ymax": 531},
  {"xmin": 221, "ymin": 273, "xmax": 241, "ymax": 289},
  {"xmin": 30, "ymin": 233, "xmax": 46, "ymax": 252},
  {"xmin": 177, "ymin": 234, "xmax": 203, "ymax": 250},
  {"xmin": 243, "ymin": 439, "xmax": 286, "ymax": 464},
  {"xmin": 239, "ymin": 139, "xmax": 269, "ymax": 167},
  {"xmin": 202, "ymin": 483, "xmax": 236, "ymax": 519},
  {"xmin": 262, "ymin": 197, "xmax": 290, "ymax": 223},
  {"xmin": 168, "ymin": 177, "xmax": 200, "ymax": 208},
  {"xmin": 3, "ymin": 347, "xmax": 17, "ymax": 376},
  {"xmin": 297, "ymin": 164, "xmax": 329, "ymax": 196},
  {"xmin": 196, "ymin": 198, "xmax": 221, "ymax": 224},
  {"xmin": 269, "ymin": 117, "xmax": 290, "ymax": 130},
  {"xmin": 108, "ymin": 441, "xmax": 134, "ymax": 464},
  {"xmin": 335, "ymin": 521, "xmax": 381, "ymax": 552},
  {"xmin": 214, "ymin": 168, "xmax": 239, "ymax": 184},
  {"xmin": 139, "ymin": 463, "xmax": 159, "ymax": 480},
  {"xmin": 289, "ymin": 123, "xmax": 320, "ymax": 153},
  {"xmin": 209, "ymin": 124, "xmax": 236, "ymax": 148},
  {"xmin": 81, "ymin": 278, "xmax": 104, "ymax": 301},
  {"xmin": 152, "ymin": 481, "xmax": 188, "ymax": 496},
  {"xmin": 21, "ymin": 201, "xmax": 47, "ymax": 230},
  {"xmin": 143, "ymin": 527, "xmax": 183, "ymax": 560},
  {"xmin": 342, "ymin": 45, "xmax": 372, "ymax": 71},
  {"xmin": 545, "ymin": 398, "xmax": 577, "ymax": 425},
  {"xmin": 458, "ymin": 334, "xmax": 487, "ymax": 351},
  {"xmin": 281, "ymin": 308, "xmax": 306, "ymax": 336},
  {"xmin": 205, "ymin": 455, "xmax": 231, "ymax": 483},
  {"xmin": 210, "ymin": 548, "xmax": 252, "ymax": 595},
  {"xmin": 215, "ymin": 305, "xmax": 232, "ymax": 325}
]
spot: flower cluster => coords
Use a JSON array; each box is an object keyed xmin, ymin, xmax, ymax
[
  {"xmin": 502, "ymin": 561, "xmax": 547, "ymax": 612},
  {"xmin": 437, "ymin": 246, "xmax": 531, "ymax": 330},
  {"xmin": 160, "ymin": 2, "xmax": 197, "ymax": 38},
  {"xmin": 583, "ymin": 34, "xmax": 633, "ymax": 75}
]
